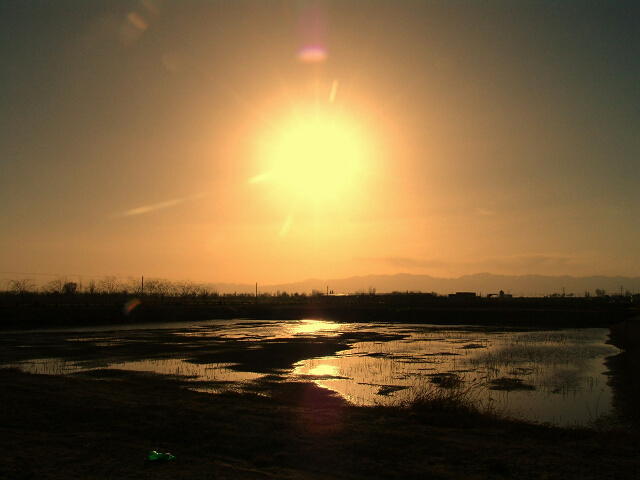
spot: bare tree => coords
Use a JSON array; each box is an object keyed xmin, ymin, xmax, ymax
[
  {"xmin": 200, "ymin": 284, "xmax": 218, "ymax": 298},
  {"xmin": 192, "ymin": 283, "xmax": 205, "ymax": 299},
  {"xmin": 143, "ymin": 278, "xmax": 158, "ymax": 296},
  {"xmin": 158, "ymin": 279, "xmax": 174, "ymax": 298},
  {"xmin": 99, "ymin": 276, "xmax": 120, "ymax": 295},
  {"xmin": 8, "ymin": 278, "xmax": 37, "ymax": 295},
  {"xmin": 7, "ymin": 278, "xmax": 37, "ymax": 305},
  {"xmin": 144, "ymin": 278, "xmax": 173, "ymax": 298},
  {"xmin": 176, "ymin": 280, "xmax": 197, "ymax": 300},
  {"xmin": 44, "ymin": 276, "xmax": 66, "ymax": 294},
  {"xmin": 86, "ymin": 279, "xmax": 97, "ymax": 295},
  {"xmin": 126, "ymin": 277, "xmax": 144, "ymax": 296}
]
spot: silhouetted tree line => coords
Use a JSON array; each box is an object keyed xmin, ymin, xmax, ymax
[
  {"xmin": 2, "ymin": 276, "xmax": 221, "ymax": 306},
  {"xmin": 1, "ymin": 276, "xmax": 332, "ymax": 307},
  {"xmin": 2, "ymin": 275, "xmax": 637, "ymax": 308}
]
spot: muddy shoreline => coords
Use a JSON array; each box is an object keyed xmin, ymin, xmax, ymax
[{"xmin": 2, "ymin": 367, "xmax": 639, "ymax": 479}]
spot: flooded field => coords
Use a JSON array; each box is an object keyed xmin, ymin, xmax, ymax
[{"xmin": 0, "ymin": 319, "xmax": 621, "ymax": 427}]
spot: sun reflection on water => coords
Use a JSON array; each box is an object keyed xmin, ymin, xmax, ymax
[
  {"xmin": 307, "ymin": 364, "xmax": 340, "ymax": 376},
  {"xmin": 292, "ymin": 319, "xmax": 342, "ymax": 336}
]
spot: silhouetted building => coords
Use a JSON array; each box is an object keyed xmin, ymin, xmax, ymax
[{"xmin": 448, "ymin": 292, "xmax": 477, "ymax": 300}]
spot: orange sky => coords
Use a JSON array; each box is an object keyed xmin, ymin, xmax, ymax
[{"xmin": 1, "ymin": 1, "xmax": 639, "ymax": 287}]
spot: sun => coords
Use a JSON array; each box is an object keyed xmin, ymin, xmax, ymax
[
  {"xmin": 252, "ymin": 105, "xmax": 374, "ymax": 210},
  {"xmin": 271, "ymin": 117, "xmax": 362, "ymax": 199}
]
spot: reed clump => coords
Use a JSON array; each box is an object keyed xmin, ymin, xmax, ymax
[
  {"xmin": 406, "ymin": 385, "xmax": 478, "ymax": 414},
  {"xmin": 395, "ymin": 379, "xmax": 499, "ymax": 427}
]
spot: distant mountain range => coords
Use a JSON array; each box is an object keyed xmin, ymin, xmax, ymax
[{"xmin": 213, "ymin": 273, "xmax": 640, "ymax": 297}]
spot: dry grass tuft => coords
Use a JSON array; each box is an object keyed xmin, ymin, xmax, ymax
[{"xmin": 393, "ymin": 379, "xmax": 506, "ymax": 428}]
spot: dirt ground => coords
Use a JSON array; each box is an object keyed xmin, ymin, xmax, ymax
[{"xmin": 1, "ymin": 367, "xmax": 639, "ymax": 480}]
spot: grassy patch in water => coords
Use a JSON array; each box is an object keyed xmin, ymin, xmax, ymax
[
  {"xmin": 395, "ymin": 379, "xmax": 497, "ymax": 426},
  {"xmin": 489, "ymin": 377, "xmax": 536, "ymax": 391},
  {"xmin": 428, "ymin": 372, "xmax": 463, "ymax": 388}
]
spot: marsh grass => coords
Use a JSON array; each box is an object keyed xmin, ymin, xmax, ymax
[
  {"xmin": 394, "ymin": 378, "xmax": 505, "ymax": 427},
  {"xmin": 428, "ymin": 372, "xmax": 463, "ymax": 388},
  {"xmin": 489, "ymin": 377, "xmax": 536, "ymax": 391}
]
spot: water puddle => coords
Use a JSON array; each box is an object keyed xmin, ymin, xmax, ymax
[
  {"xmin": 0, "ymin": 319, "xmax": 620, "ymax": 426},
  {"xmin": 293, "ymin": 327, "xmax": 617, "ymax": 425}
]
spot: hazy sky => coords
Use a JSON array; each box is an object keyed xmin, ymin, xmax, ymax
[{"xmin": 1, "ymin": 1, "xmax": 639, "ymax": 286}]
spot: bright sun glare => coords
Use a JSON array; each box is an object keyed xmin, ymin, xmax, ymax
[
  {"xmin": 252, "ymin": 106, "xmax": 373, "ymax": 210},
  {"xmin": 270, "ymin": 116, "xmax": 362, "ymax": 197}
]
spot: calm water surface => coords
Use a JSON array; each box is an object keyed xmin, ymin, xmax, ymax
[{"xmin": 1, "ymin": 319, "xmax": 619, "ymax": 426}]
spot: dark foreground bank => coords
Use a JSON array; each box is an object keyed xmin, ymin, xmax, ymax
[
  {"xmin": 1, "ymin": 368, "xmax": 638, "ymax": 480},
  {"xmin": 2, "ymin": 297, "xmax": 636, "ymax": 330}
]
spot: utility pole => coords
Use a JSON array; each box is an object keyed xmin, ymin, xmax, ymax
[
  {"xmin": 256, "ymin": 282, "xmax": 258, "ymax": 305},
  {"xmin": 141, "ymin": 276, "xmax": 144, "ymax": 296}
]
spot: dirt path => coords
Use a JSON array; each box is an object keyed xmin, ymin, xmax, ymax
[{"xmin": 1, "ymin": 368, "xmax": 638, "ymax": 479}]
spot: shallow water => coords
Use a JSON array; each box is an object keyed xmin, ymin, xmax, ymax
[
  {"xmin": 295, "ymin": 325, "xmax": 616, "ymax": 425},
  {"xmin": 0, "ymin": 319, "xmax": 620, "ymax": 426}
]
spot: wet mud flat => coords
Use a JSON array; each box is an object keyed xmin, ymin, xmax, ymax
[
  {"xmin": 0, "ymin": 324, "xmax": 409, "ymax": 378},
  {"xmin": 2, "ymin": 368, "xmax": 640, "ymax": 480}
]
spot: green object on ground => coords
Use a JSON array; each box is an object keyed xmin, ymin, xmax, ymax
[{"xmin": 148, "ymin": 450, "xmax": 175, "ymax": 461}]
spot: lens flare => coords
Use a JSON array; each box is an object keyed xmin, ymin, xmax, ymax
[
  {"xmin": 298, "ymin": 45, "xmax": 327, "ymax": 63},
  {"xmin": 297, "ymin": 4, "xmax": 327, "ymax": 63},
  {"xmin": 123, "ymin": 298, "xmax": 141, "ymax": 315}
]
